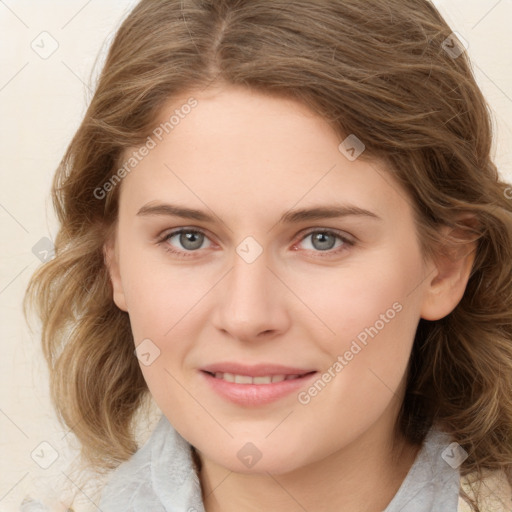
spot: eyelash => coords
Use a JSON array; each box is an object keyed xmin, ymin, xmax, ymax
[{"xmin": 156, "ymin": 227, "xmax": 355, "ymax": 259}]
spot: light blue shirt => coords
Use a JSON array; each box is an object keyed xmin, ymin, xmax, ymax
[{"xmin": 95, "ymin": 415, "xmax": 461, "ymax": 512}]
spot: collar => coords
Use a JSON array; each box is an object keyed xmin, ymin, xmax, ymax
[{"xmin": 99, "ymin": 415, "xmax": 460, "ymax": 512}]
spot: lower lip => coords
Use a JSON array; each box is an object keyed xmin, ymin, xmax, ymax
[{"xmin": 200, "ymin": 371, "xmax": 317, "ymax": 406}]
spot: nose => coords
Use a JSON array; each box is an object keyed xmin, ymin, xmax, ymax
[{"xmin": 212, "ymin": 247, "xmax": 291, "ymax": 343}]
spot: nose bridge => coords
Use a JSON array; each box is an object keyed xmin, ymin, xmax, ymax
[
  {"xmin": 213, "ymin": 242, "xmax": 288, "ymax": 340},
  {"xmin": 232, "ymin": 246, "xmax": 269, "ymax": 298}
]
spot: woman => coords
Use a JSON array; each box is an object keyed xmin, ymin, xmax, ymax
[{"xmin": 25, "ymin": 1, "xmax": 512, "ymax": 510}]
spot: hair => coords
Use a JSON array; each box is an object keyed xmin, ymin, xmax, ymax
[{"xmin": 24, "ymin": 0, "xmax": 512, "ymax": 509}]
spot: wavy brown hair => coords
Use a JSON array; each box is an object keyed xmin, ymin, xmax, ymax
[{"xmin": 24, "ymin": 0, "xmax": 512, "ymax": 508}]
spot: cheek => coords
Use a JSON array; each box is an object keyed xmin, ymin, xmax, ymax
[
  {"xmin": 301, "ymin": 244, "xmax": 423, "ymax": 343},
  {"xmin": 118, "ymin": 242, "xmax": 207, "ymax": 339},
  {"xmin": 301, "ymin": 245, "xmax": 424, "ymax": 396},
  {"xmin": 118, "ymin": 246, "xmax": 210, "ymax": 408}
]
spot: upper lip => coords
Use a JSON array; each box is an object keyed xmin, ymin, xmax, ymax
[{"xmin": 201, "ymin": 362, "xmax": 316, "ymax": 377}]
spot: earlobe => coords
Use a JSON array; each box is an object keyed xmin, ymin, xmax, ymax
[
  {"xmin": 420, "ymin": 227, "xmax": 478, "ymax": 321},
  {"xmin": 103, "ymin": 236, "xmax": 129, "ymax": 312}
]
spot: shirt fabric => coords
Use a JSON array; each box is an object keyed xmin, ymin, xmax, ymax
[{"xmin": 98, "ymin": 414, "xmax": 464, "ymax": 512}]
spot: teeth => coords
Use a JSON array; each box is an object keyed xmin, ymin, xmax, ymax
[
  {"xmin": 212, "ymin": 372, "xmax": 302, "ymax": 384},
  {"xmin": 253, "ymin": 376, "xmax": 272, "ymax": 384},
  {"xmin": 234, "ymin": 374, "xmax": 253, "ymax": 384}
]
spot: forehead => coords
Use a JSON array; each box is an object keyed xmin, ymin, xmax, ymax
[{"xmin": 117, "ymin": 85, "xmax": 412, "ymax": 225}]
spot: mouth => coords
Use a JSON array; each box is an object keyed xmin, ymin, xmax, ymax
[{"xmin": 199, "ymin": 363, "xmax": 317, "ymax": 406}]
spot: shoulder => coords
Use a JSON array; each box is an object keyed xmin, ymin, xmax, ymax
[{"xmin": 458, "ymin": 470, "xmax": 512, "ymax": 512}]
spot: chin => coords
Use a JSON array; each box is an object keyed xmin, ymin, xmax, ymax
[{"xmin": 197, "ymin": 438, "xmax": 311, "ymax": 476}]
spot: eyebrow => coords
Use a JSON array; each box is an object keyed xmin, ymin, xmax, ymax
[{"xmin": 136, "ymin": 202, "xmax": 381, "ymax": 224}]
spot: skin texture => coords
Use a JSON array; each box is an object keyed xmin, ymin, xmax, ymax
[{"xmin": 105, "ymin": 85, "xmax": 475, "ymax": 512}]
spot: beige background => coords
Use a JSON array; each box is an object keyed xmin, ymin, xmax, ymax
[{"xmin": 1, "ymin": 1, "xmax": 511, "ymax": 510}]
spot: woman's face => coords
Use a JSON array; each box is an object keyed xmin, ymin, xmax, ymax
[{"xmin": 106, "ymin": 85, "xmax": 438, "ymax": 474}]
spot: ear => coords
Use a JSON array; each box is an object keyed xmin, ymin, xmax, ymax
[
  {"xmin": 420, "ymin": 221, "xmax": 478, "ymax": 321},
  {"xmin": 103, "ymin": 230, "xmax": 129, "ymax": 312}
]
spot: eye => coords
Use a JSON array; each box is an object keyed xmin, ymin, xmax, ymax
[
  {"xmin": 159, "ymin": 228, "xmax": 212, "ymax": 257},
  {"xmin": 157, "ymin": 227, "xmax": 355, "ymax": 259},
  {"xmin": 296, "ymin": 229, "xmax": 354, "ymax": 255}
]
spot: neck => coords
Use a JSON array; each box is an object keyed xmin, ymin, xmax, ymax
[{"xmin": 198, "ymin": 422, "xmax": 422, "ymax": 512}]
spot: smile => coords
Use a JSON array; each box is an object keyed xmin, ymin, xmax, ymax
[{"xmin": 200, "ymin": 366, "xmax": 317, "ymax": 406}]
